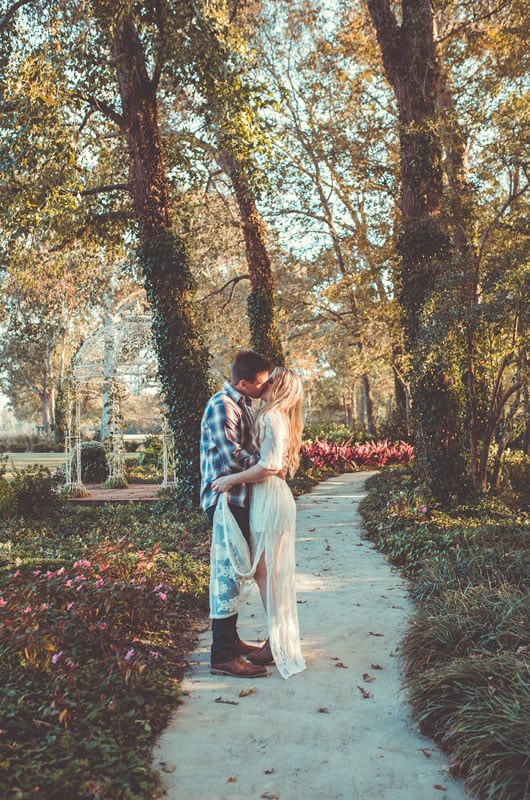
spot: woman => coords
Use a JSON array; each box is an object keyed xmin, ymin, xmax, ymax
[{"xmin": 211, "ymin": 367, "xmax": 306, "ymax": 679}]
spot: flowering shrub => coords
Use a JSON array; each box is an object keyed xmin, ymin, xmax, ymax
[
  {"xmin": 300, "ymin": 438, "xmax": 414, "ymax": 471},
  {"xmin": 0, "ymin": 506, "xmax": 210, "ymax": 798}
]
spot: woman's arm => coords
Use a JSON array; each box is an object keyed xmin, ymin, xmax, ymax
[{"xmin": 212, "ymin": 462, "xmax": 279, "ymax": 493}]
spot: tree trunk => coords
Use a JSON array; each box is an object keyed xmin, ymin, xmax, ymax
[
  {"xmin": 217, "ymin": 148, "xmax": 284, "ymax": 364},
  {"xmin": 361, "ymin": 373, "xmax": 376, "ymax": 437},
  {"xmin": 366, "ymin": 0, "xmax": 467, "ymax": 499},
  {"xmin": 112, "ymin": 18, "xmax": 211, "ymax": 505}
]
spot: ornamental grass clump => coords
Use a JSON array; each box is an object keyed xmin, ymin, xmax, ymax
[
  {"xmin": 359, "ymin": 467, "xmax": 530, "ymax": 800},
  {"xmin": 406, "ymin": 655, "xmax": 530, "ymax": 800}
]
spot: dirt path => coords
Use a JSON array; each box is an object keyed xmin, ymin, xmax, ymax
[{"xmin": 153, "ymin": 473, "xmax": 469, "ymax": 800}]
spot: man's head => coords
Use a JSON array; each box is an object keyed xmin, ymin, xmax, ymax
[{"xmin": 231, "ymin": 350, "xmax": 274, "ymax": 399}]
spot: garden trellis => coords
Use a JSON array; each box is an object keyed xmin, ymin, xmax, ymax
[{"xmin": 63, "ymin": 307, "xmax": 177, "ymax": 495}]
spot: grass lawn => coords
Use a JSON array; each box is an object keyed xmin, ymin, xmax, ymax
[{"xmin": 3, "ymin": 452, "xmax": 140, "ymax": 479}]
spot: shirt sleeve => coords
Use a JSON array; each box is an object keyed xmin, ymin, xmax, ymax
[
  {"xmin": 257, "ymin": 412, "xmax": 286, "ymax": 470},
  {"xmin": 207, "ymin": 396, "xmax": 257, "ymax": 472}
]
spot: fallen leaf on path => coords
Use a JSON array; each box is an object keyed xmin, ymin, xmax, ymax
[
  {"xmin": 335, "ymin": 662, "xmax": 348, "ymax": 668},
  {"xmin": 392, "ymin": 604, "xmax": 405, "ymax": 610},
  {"xmin": 215, "ymin": 697, "xmax": 239, "ymax": 705},
  {"xmin": 330, "ymin": 656, "xmax": 339, "ymax": 661},
  {"xmin": 325, "ymin": 545, "xmax": 332, "ymax": 550},
  {"xmin": 371, "ymin": 663, "xmax": 383, "ymax": 670},
  {"xmin": 239, "ymin": 687, "xmax": 256, "ymax": 698},
  {"xmin": 369, "ymin": 631, "xmax": 384, "ymax": 637},
  {"xmin": 357, "ymin": 685, "xmax": 372, "ymax": 699},
  {"xmin": 297, "ymin": 599, "xmax": 307, "ymax": 604},
  {"xmin": 433, "ymin": 785, "xmax": 447, "ymax": 791},
  {"xmin": 308, "ymin": 527, "xmax": 316, "ymax": 532},
  {"xmin": 260, "ymin": 793, "xmax": 279, "ymax": 800},
  {"xmin": 318, "ymin": 707, "xmax": 329, "ymax": 713},
  {"xmin": 312, "ymin": 572, "xmax": 321, "ymax": 576},
  {"xmin": 419, "ymin": 748, "xmax": 432, "ymax": 758},
  {"xmin": 159, "ymin": 762, "xmax": 176, "ymax": 774},
  {"xmin": 264, "ymin": 768, "xmax": 276, "ymax": 774},
  {"xmin": 227, "ymin": 776, "xmax": 237, "ymax": 783},
  {"xmin": 362, "ymin": 673, "xmax": 375, "ymax": 682}
]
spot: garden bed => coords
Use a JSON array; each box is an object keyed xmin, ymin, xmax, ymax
[{"xmin": 359, "ymin": 468, "xmax": 530, "ymax": 800}]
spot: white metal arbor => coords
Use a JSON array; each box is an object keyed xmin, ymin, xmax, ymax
[{"xmin": 63, "ymin": 304, "xmax": 177, "ymax": 495}]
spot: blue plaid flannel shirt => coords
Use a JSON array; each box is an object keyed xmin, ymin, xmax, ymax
[{"xmin": 200, "ymin": 382, "xmax": 258, "ymax": 512}]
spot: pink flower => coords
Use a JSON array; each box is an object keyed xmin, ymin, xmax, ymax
[
  {"xmin": 32, "ymin": 570, "xmax": 41, "ymax": 576},
  {"xmin": 96, "ymin": 579, "xmax": 105, "ymax": 587},
  {"xmin": 45, "ymin": 571, "xmax": 55, "ymax": 578},
  {"xmin": 153, "ymin": 583, "xmax": 165, "ymax": 592},
  {"xmin": 97, "ymin": 622, "xmax": 108, "ymax": 631},
  {"xmin": 0, "ymin": 598, "xmax": 6, "ymax": 607},
  {"xmin": 124, "ymin": 648, "xmax": 135, "ymax": 661},
  {"xmin": 149, "ymin": 650, "xmax": 161, "ymax": 659},
  {"xmin": 65, "ymin": 579, "xmax": 73, "ymax": 588},
  {"xmin": 157, "ymin": 592, "xmax": 167, "ymax": 601},
  {"xmin": 136, "ymin": 550, "xmax": 145, "ymax": 558},
  {"xmin": 40, "ymin": 603, "xmax": 49, "ymax": 611},
  {"xmin": 56, "ymin": 567, "xmax": 65, "ymax": 576},
  {"xmin": 52, "ymin": 651, "xmax": 63, "ymax": 664},
  {"xmin": 23, "ymin": 606, "xmax": 32, "ymax": 614},
  {"xmin": 73, "ymin": 560, "xmax": 91, "ymax": 569},
  {"xmin": 66, "ymin": 602, "xmax": 74, "ymax": 611},
  {"xmin": 100, "ymin": 563, "xmax": 110, "ymax": 571},
  {"xmin": 76, "ymin": 584, "xmax": 83, "ymax": 592},
  {"xmin": 13, "ymin": 570, "xmax": 20, "ymax": 578}
]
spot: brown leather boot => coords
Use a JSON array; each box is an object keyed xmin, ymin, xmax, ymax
[
  {"xmin": 210, "ymin": 656, "xmax": 268, "ymax": 678},
  {"xmin": 237, "ymin": 639, "xmax": 264, "ymax": 656},
  {"xmin": 247, "ymin": 640, "xmax": 274, "ymax": 666}
]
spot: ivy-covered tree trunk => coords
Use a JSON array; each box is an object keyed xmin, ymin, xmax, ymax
[
  {"xmin": 112, "ymin": 18, "xmax": 211, "ymax": 505},
  {"xmin": 366, "ymin": 0, "xmax": 467, "ymax": 500},
  {"xmin": 219, "ymin": 148, "xmax": 284, "ymax": 364}
]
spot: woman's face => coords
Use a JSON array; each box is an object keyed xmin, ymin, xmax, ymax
[{"xmin": 261, "ymin": 374, "xmax": 276, "ymax": 402}]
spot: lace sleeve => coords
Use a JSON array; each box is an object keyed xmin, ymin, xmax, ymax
[{"xmin": 257, "ymin": 411, "xmax": 286, "ymax": 470}]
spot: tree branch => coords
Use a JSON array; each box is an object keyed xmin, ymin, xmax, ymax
[
  {"xmin": 198, "ymin": 274, "xmax": 250, "ymax": 304},
  {"xmin": 82, "ymin": 94, "xmax": 124, "ymax": 128},
  {"xmin": 478, "ymin": 180, "xmax": 530, "ymax": 265}
]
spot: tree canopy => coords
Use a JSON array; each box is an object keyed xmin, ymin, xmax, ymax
[{"xmin": 0, "ymin": 0, "xmax": 528, "ymax": 498}]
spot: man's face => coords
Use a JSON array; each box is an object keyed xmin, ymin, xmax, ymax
[{"xmin": 236, "ymin": 370, "xmax": 271, "ymax": 399}]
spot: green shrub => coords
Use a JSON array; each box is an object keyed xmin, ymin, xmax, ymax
[
  {"xmin": 135, "ymin": 435, "xmax": 162, "ymax": 467},
  {"xmin": 2, "ymin": 465, "xmax": 62, "ymax": 519},
  {"xmin": 0, "ymin": 501, "xmax": 211, "ymax": 798},
  {"xmin": 73, "ymin": 441, "xmax": 108, "ymax": 483}
]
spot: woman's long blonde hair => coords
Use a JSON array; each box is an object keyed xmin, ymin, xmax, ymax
[{"xmin": 253, "ymin": 367, "xmax": 304, "ymax": 477}]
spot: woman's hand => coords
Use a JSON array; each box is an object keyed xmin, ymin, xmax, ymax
[{"xmin": 212, "ymin": 474, "xmax": 238, "ymax": 493}]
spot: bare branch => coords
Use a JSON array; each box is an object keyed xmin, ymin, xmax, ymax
[
  {"xmin": 478, "ymin": 180, "xmax": 530, "ymax": 265},
  {"xmin": 198, "ymin": 274, "xmax": 250, "ymax": 304},
  {"xmin": 436, "ymin": 0, "xmax": 512, "ymax": 45}
]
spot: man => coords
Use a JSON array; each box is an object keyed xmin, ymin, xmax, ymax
[{"xmin": 200, "ymin": 350, "xmax": 273, "ymax": 678}]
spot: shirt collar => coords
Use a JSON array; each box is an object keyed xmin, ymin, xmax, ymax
[{"xmin": 223, "ymin": 381, "xmax": 252, "ymax": 407}]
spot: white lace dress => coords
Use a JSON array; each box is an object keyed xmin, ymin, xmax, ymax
[{"xmin": 210, "ymin": 410, "xmax": 306, "ymax": 679}]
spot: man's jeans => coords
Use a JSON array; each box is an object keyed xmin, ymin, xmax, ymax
[{"xmin": 207, "ymin": 502, "xmax": 251, "ymax": 663}]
